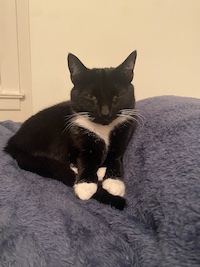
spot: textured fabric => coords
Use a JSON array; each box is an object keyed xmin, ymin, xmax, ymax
[{"xmin": 0, "ymin": 96, "xmax": 200, "ymax": 267}]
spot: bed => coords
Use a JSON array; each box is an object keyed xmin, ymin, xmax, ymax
[{"xmin": 0, "ymin": 96, "xmax": 200, "ymax": 267}]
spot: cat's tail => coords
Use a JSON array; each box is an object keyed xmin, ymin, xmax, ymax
[{"xmin": 92, "ymin": 185, "xmax": 126, "ymax": 210}]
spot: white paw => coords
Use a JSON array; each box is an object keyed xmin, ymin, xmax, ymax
[
  {"xmin": 102, "ymin": 179, "xmax": 125, "ymax": 197},
  {"xmin": 97, "ymin": 167, "xmax": 106, "ymax": 181},
  {"xmin": 74, "ymin": 182, "xmax": 98, "ymax": 200}
]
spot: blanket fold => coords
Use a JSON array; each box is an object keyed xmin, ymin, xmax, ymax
[{"xmin": 0, "ymin": 96, "xmax": 200, "ymax": 267}]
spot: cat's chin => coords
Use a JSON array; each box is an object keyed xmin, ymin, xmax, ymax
[{"xmin": 93, "ymin": 117, "xmax": 116, "ymax": 125}]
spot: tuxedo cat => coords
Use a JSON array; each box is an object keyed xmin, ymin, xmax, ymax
[{"xmin": 4, "ymin": 51, "xmax": 137, "ymax": 210}]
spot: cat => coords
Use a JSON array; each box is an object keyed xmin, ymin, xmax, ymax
[{"xmin": 4, "ymin": 51, "xmax": 137, "ymax": 210}]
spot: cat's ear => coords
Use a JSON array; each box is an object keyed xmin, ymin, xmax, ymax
[
  {"xmin": 68, "ymin": 53, "xmax": 87, "ymax": 84},
  {"xmin": 117, "ymin": 51, "xmax": 137, "ymax": 82}
]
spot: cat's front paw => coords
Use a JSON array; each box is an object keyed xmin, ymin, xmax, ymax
[
  {"xmin": 102, "ymin": 178, "xmax": 125, "ymax": 197},
  {"xmin": 74, "ymin": 182, "xmax": 98, "ymax": 200}
]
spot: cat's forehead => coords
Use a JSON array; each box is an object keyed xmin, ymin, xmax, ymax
[{"xmin": 87, "ymin": 68, "xmax": 119, "ymax": 85}]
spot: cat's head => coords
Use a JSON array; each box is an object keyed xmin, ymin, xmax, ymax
[{"xmin": 68, "ymin": 51, "xmax": 137, "ymax": 125}]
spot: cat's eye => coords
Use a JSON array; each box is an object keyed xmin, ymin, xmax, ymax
[
  {"xmin": 90, "ymin": 95, "xmax": 96, "ymax": 101},
  {"xmin": 117, "ymin": 92, "xmax": 124, "ymax": 97},
  {"xmin": 113, "ymin": 96, "xmax": 118, "ymax": 102},
  {"xmin": 113, "ymin": 92, "xmax": 124, "ymax": 102},
  {"xmin": 85, "ymin": 94, "xmax": 96, "ymax": 101}
]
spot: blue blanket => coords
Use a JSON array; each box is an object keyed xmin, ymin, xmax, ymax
[{"xmin": 0, "ymin": 96, "xmax": 200, "ymax": 267}]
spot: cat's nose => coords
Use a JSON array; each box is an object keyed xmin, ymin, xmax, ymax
[{"xmin": 101, "ymin": 105, "xmax": 110, "ymax": 117}]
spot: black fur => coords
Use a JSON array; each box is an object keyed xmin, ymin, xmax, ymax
[{"xmin": 4, "ymin": 51, "xmax": 137, "ymax": 210}]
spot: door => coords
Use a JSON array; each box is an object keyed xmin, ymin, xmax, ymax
[{"xmin": 0, "ymin": 0, "xmax": 32, "ymax": 122}]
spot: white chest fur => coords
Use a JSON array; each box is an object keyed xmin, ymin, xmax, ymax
[{"xmin": 74, "ymin": 115, "xmax": 127, "ymax": 147}]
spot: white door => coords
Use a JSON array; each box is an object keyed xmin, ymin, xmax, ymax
[{"xmin": 0, "ymin": 0, "xmax": 32, "ymax": 122}]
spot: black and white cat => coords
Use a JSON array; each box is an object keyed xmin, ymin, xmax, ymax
[{"xmin": 4, "ymin": 51, "xmax": 137, "ymax": 210}]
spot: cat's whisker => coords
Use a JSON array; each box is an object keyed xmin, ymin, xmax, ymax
[
  {"xmin": 77, "ymin": 112, "xmax": 90, "ymax": 117},
  {"xmin": 63, "ymin": 112, "xmax": 94, "ymax": 135},
  {"xmin": 133, "ymin": 109, "xmax": 146, "ymax": 120},
  {"xmin": 64, "ymin": 112, "xmax": 90, "ymax": 120},
  {"xmin": 121, "ymin": 112, "xmax": 135, "ymax": 116},
  {"xmin": 89, "ymin": 117, "xmax": 95, "ymax": 122},
  {"xmin": 119, "ymin": 114, "xmax": 138, "ymax": 122},
  {"xmin": 137, "ymin": 115, "xmax": 145, "ymax": 125},
  {"xmin": 120, "ymin": 108, "xmax": 146, "ymax": 126},
  {"xmin": 134, "ymin": 114, "xmax": 145, "ymax": 126},
  {"xmin": 63, "ymin": 118, "xmax": 76, "ymax": 134},
  {"xmin": 120, "ymin": 110, "xmax": 137, "ymax": 116},
  {"xmin": 118, "ymin": 114, "xmax": 142, "ymax": 127},
  {"xmin": 63, "ymin": 114, "xmax": 77, "ymax": 122},
  {"xmin": 63, "ymin": 114, "xmax": 94, "ymax": 135},
  {"xmin": 79, "ymin": 113, "xmax": 94, "ymax": 122},
  {"xmin": 120, "ymin": 108, "xmax": 135, "ymax": 112}
]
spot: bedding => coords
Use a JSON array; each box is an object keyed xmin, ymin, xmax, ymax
[{"xmin": 0, "ymin": 96, "xmax": 200, "ymax": 267}]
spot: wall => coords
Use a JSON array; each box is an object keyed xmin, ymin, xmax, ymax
[{"xmin": 29, "ymin": 0, "xmax": 200, "ymax": 114}]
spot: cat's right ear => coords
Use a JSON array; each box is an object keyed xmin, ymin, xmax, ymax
[
  {"xmin": 68, "ymin": 53, "xmax": 87, "ymax": 84},
  {"xmin": 116, "ymin": 51, "xmax": 137, "ymax": 82}
]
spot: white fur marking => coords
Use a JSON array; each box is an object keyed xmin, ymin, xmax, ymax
[
  {"xmin": 74, "ymin": 116, "xmax": 127, "ymax": 147},
  {"xmin": 70, "ymin": 165, "xmax": 106, "ymax": 181},
  {"xmin": 102, "ymin": 178, "xmax": 125, "ymax": 197},
  {"xmin": 97, "ymin": 167, "xmax": 106, "ymax": 181},
  {"xmin": 70, "ymin": 166, "xmax": 78, "ymax": 174},
  {"xmin": 74, "ymin": 182, "xmax": 97, "ymax": 200}
]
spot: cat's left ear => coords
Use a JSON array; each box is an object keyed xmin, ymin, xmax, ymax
[
  {"xmin": 68, "ymin": 53, "xmax": 88, "ymax": 84},
  {"xmin": 117, "ymin": 51, "xmax": 137, "ymax": 82}
]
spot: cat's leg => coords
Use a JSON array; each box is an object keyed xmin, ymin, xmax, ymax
[
  {"xmin": 102, "ymin": 157, "xmax": 125, "ymax": 197},
  {"xmin": 15, "ymin": 151, "xmax": 76, "ymax": 186},
  {"xmin": 73, "ymin": 155, "xmax": 100, "ymax": 200},
  {"xmin": 73, "ymin": 143, "xmax": 105, "ymax": 200},
  {"xmin": 102, "ymin": 123, "xmax": 135, "ymax": 197}
]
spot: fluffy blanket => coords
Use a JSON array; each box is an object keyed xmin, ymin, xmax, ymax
[{"xmin": 0, "ymin": 96, "xmax": 200, "ymax": 267}]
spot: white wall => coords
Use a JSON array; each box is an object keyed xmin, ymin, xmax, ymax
[{"xmin": 29, "ymin": 0, "xmax": 200, "ymax": 114}]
